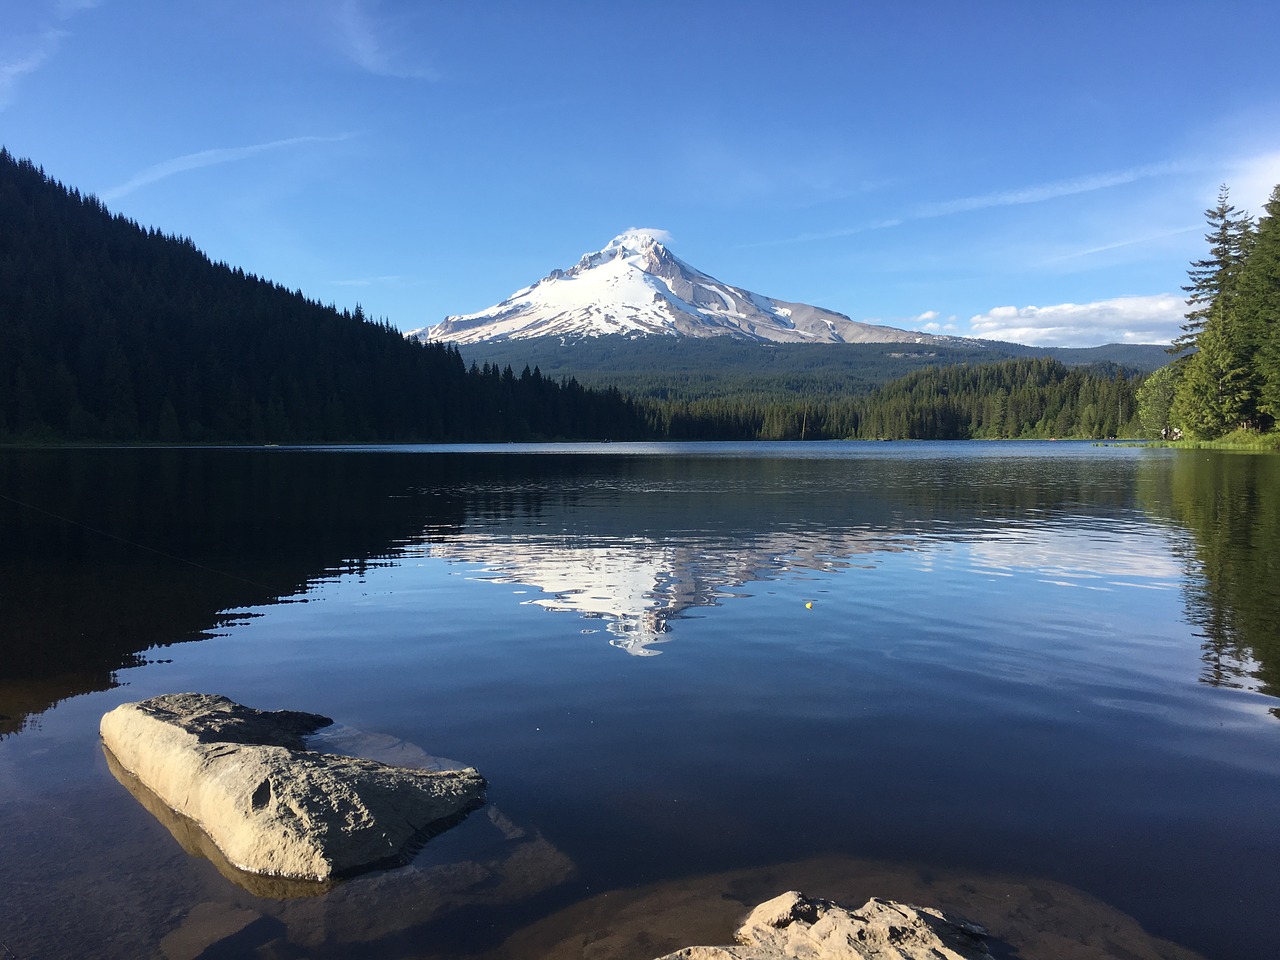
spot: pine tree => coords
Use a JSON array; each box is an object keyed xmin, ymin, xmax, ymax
[
  {"xmin": 1136, "ymin": 363, "xmax": 1178, "ymax": 438},
  {"xmin": 0, "ymin": 150, "xmax": 656, "ymax": 443},
  {"xmin": 1171, "ymin": 317, "xmax": 1254, "ymax": 437},
  {"xmin": 1166, "ymin": 184, "xmax": 1269, "ymax": 437},
  {"xmin": 1235, "ymin": 185, "xmax": 1280, "ymax": 425},
  {"xmin": 1171, "ymin": 185, "xmax": 1253, "ymax": 355}
]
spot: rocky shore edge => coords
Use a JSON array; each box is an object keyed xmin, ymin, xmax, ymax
[
  {"xmin": 653, "ymin": 890, "xmax": 991, "ymax": 959},
  {"xmin": 100, "ymin": 693, "xmax": 485, "ymax": 883}
]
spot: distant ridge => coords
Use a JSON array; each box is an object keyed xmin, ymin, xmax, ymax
[
  {"xmin": 454, "ymin": 334, "xmax": 1173, "ymax": 405},
  {"xmin": 412, "ymin": 230, "xmax": 954, "ymax": 346}
]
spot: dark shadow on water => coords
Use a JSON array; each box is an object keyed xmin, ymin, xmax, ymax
[
  {"xmin": 0, "ymin": 447, "xmax": 470, "ymax": 736},
  {"xmin": 3, "ymin": 444, "xmax": 1267, "ymax": 959},
  {"xmin": 484, "ymin": 855, "xmax": 1204, "ymax": 960},
  {"xmin": 1138, "ymin": 451, "xmax": 1280, "ymax": 699},
  {"xmin": 0, "ymin": 444, "xmax": 1157, "ymax": 735}
]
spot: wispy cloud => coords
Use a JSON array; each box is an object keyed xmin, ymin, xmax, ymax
[
  {"xmin": 965, "ymin": 293, "xmax": 1185, "ymax": 347},
  {"xmin": 101, "ymin": 134, "xmax": 353, "ymax": 201},
  {"xmin": 915, "ymin": 161, "xmax": 1187, "ymax": 219},
  {"xmin": 55, "ymin": 0, "xmax": 103, "ymax": 15},
  {"xmin": 741, "ymin": 218, "xmax": 902, "ymax": 248},
  {"xmin": 334, "ymin": 0, "xmax": 436, "ymax": 80},
  {"xmin": 0, "ymin": 28, "xmax": 67, "ymax": 110},
  {"xmin": 622, "ymin": 227, "xmax": 674, "ymax": 244},
  {"xmin": 1, "ymin": 0, "xmax": 102, "ymax": 110},
  {"xmin": 748, "ymin": 160, "xmax": 1189, "ymax": 248},
  {"xmin": 1225, "ymin": 150, "xmax": 1280, "ymax": 211},
  {"xmin": 1037, "ymin": 225, "xmax": 1201, "ymax": 265}
]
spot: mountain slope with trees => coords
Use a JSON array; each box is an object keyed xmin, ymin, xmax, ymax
[
  {"xmin": 0, "ymin": 148, "xmax": 1197, "ymax": 446},
  {"xmin": 459, "ymin": 335, "xmax": 1169, "ymax": 406},
  {"xmin": 0, "ymin": 149, "xmax": 650, "ymax": 443},
  {"xmin": 643, "ymin": 357, "xmax": 1142, "ymax": 441}
]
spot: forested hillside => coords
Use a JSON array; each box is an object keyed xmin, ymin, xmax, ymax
[
  {"xmin": 1138, "ymin": 183, "xmax": 1280, "ymax": 441},
  {"xmin": 0, "ymin": 149, "xmax": 1174, "ymax": 446},
  {"xmin": 459, "ymin": 335, "xmax": 1169, "ymax": 404},
  {"xmin": 646, "ymin": 357, "xmax": 1140, "ymax": 440},
  {"xmin": 0, "ymin": 150, "xmax": 649, "ymax": 443}
]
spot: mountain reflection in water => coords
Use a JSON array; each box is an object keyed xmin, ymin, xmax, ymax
[
  {"xmin": 421, "ymin": 510, "xmax": 1183, "ymax": 657},
  {"xmin": 2, "ymin": 443, "xmax": 1276, "ymax": 726},
  {"xmin": 2, "ymin": 442, "xmax": 1280, "ymax": 960},
  {"xmin": 422, "ymin": 528, "xmax": 915, "ymax": 656}
]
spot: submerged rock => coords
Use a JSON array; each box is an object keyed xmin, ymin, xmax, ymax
[
  {"xmin": 656, "ymin": 890, "xmax": 990, "ymax": 959},
  {"xmin": 158, "ymin": 901, "xmax": 281, "ymax": 960},
  {"xmin": 100, "ymin": 693, "xmax": 485, "ymax": 882}
]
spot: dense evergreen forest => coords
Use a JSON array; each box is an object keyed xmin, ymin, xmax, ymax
[
  {"xmin": 0, "ymin": 149, "xmax": 650, "ymax": 443},
  {"xmin": 2, "ymin": 148, "xmax": 1226, "ymax": 445},
  {"xmin": 459, "ymin": 334, "xmax": 1169, "ymax": 405},
  {"xmin": 647, "ymin": 357, "xmax": 1141, "ymax": 440},
  {"xmin": 1138, "ymin": 183, "xmax": 1280, "ymax": 440}
]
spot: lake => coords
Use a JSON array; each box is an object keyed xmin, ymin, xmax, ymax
[{"xmin": 1, "ymin": 442, "xmax": 1278, "ymax": 960}]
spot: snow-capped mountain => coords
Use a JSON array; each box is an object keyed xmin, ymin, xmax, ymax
[{"xmin": 411, "ymin": 230, "xmax": 947, "ymax": 345}]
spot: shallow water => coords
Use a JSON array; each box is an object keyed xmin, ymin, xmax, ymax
[{"xmin": 1, "ymin": 442, "xmax": 1277, "ymax": 959}]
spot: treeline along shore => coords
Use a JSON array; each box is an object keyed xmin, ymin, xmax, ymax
[
  {"xmin": 0, "ymin": 150, "xmax": 651, "ymax": 444},
  {"xmin": 3, "ymin": 149, "xmax": 1276, "ymax": 444}
]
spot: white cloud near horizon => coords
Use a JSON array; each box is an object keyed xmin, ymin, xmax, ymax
[
  {"xmin": 100, "ymin": 134, "xmax": 353, "ymax": 201},
  {"xmin": 966, "ymin": 293, "xmax": 1185, "ymax": 347},
  {"xmin": 916, "ymin": 310, "xmax": 959, "ymax": 333}
]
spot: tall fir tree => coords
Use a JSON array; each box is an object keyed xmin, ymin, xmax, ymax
[
  {"xmin": 1235, "ymin": 185, "xmax": 1280, "ymax": 425},
  {"xmin": 1168, "ymin": 184, "xmax": 1267, "ymax": 437},
  {"xmin": 1171, "ymin": 185, "xmax": 1253, "ymax": 355},
  {"xmin": 1171, "ymin": 315, "xmax": 1255, "ymax": 437}
]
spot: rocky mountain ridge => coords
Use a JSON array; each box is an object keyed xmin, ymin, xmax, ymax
[{"xmin": 413, "ymin": 231, "xmax": 954, "ymax": 346}]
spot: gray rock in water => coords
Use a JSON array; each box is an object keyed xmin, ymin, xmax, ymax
[
  {"xmin": 655, "ymin": 890, "xmax": 991, "ymax": 959},
  {"xmin": 100, "ymin": 693, "xmax": 485, "ymax": 882}
]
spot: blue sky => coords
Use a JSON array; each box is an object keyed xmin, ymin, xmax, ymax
[{"xmin": 4, "ymin": 1, "xmax": 1280, "ymax": 346}]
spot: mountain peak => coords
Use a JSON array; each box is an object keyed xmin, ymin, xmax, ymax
[
  {"xmin": 603, "ymin": 228, "xmax": 670, "ymax": 255},
  {"xmin": 568, "ymin": 228, "xmax": 678, "ymax": 277},
  {"xmin": 412, "ymin": 234, "xmax": 948, "ymax": 347}
]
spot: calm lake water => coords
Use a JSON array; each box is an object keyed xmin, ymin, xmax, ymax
[{"xmin": 1, "ymin": 442, "xmax": 1278, "ymax": 960}]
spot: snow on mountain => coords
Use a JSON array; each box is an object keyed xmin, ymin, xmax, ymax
[{"xmin": 409, "ymin": 230, "xmax": 946, "ymax": 345}]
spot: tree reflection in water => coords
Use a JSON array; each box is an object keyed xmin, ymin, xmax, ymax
[{"xmin": 1139, "ymin": 451, "xmax": 1280, "ymax": 705}]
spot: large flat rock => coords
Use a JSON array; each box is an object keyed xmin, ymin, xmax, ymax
[
  {"xmin": 100, "ymin": 693, "xmax": 485, "ymax": 882},
  {"xmin": 656, "ymin": 890, "xmax": 991, "ymax": 960}
]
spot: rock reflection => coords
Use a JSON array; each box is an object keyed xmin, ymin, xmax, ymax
[
  {"xmin": 103, "ymin": 744, "xmax": 340, "ymax": 899},
  {"xmin": 491, "ymin": 856, "xmax": 1206, "ymax": 960},
  {"xmin": 103, "ymin": 719, "xmax": 572, "ymax": 907}
]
